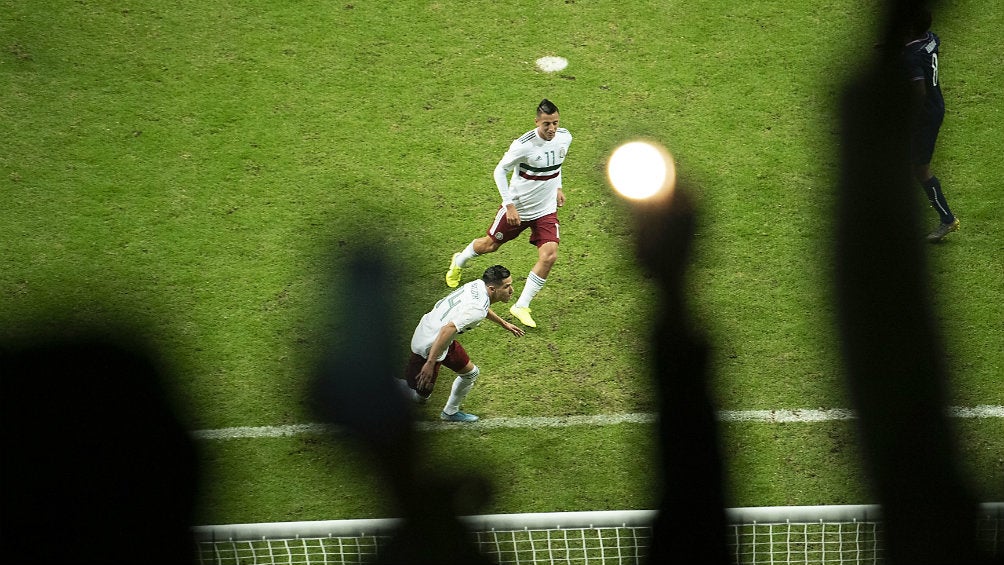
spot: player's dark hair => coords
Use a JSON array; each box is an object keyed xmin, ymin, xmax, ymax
[
  {"xmin": 481, "ymin": 265, "xmax": 511, "ymax": 287},
  {"xmin": 907, "ymin": 8, "xmax": 932, "ymax": 35},
  {"xmin": 537, "ymin": 99, "xmax": 559, "ymax": 116},
  {"xmin": 892, "ymin": 6, "xmax": 932, "ymax": 39}
]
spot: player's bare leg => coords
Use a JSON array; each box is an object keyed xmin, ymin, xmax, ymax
[
  {"xmin": 511, "ymin": 242, "xmax": 557, "ymax": 328},
  {"xmin": 472, "ymin": 236, "xmax": 502, "ymax": 255}
]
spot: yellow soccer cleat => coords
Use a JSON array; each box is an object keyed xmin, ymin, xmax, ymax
[
  {"xmin": 509, "ymin": 305, "xmax": 537, "ymax": 328},
  {"xmin": 445, "ymin": 253, "xmax": 463, "ymax": 288}
]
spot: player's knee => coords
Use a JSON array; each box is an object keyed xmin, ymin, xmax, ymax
[{"xmin": 540, "ymin": 247, "xmax": 558, "ymax": 267}]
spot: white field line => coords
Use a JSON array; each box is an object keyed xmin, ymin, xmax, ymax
[{"xmin": 193, "ymin": 405, "xmax": 1004, "ymax": 441}]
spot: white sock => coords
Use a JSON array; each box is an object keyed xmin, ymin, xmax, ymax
[
  {"xmin": 515, "ymin": 272, "xmax": 546, "ymax": 309},
  {"xmin": 455, "ymin": 241, "xmax": 479, "ymax": 267},
  {"xmin": 443, "ymin": 366, "xmax": 479, "ymax": 414}
]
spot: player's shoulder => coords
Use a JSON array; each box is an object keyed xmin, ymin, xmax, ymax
[
  {"xmin": 514, "ymin": 128, "xmax": 538, "ymax": 145},
  {"xmin": 921, "ymin": 31, "xmax": 940, "ymax": 53},
  {"xmin": 906, "ymin": 31, "xmax": 939, "ymax": 56},
  {"xmin": 556, "ymin": 127, "xmax": 572, "ymax": 143},
  {"xmin": 463, "ymin": 279, "xmax": 490, "ymax": 306}
]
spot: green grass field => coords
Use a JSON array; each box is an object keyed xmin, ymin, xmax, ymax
[{"xmin": 3, "ymin": 0, "xmax": 1002, "ymax": 526}]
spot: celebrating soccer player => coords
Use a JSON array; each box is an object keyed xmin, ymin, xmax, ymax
[{"xmin": 444, "ymin": 99, "xmax": 572, "ymax": 328}]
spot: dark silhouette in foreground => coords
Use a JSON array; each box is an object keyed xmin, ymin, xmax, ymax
[
  {"xmin": 1, "ymin": 329, "xmax": 199, "ymax": 565},
  {"xmin": 311, "ymin": 251, "xmax": 493, "ymax": 565},
  {"xmin": 834, "ymin": 1, "xmax": 982, "ymax": 563},
  {"xmin": 2, "ymin": 1, "xmax": 994, "ymax": 564}
]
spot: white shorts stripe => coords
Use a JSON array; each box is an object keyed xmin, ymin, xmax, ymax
[{"xmin": 488, "ymin": 207, "xmax": 507, "ymax": 236}]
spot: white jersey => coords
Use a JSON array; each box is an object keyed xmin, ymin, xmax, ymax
[
  {"xmin": 493, "ymin": 127, "xmax": 572, "ymax": 221},
  {"xmin": 411, "ymin": 279, "xmax": 490, "ymax": 361}
]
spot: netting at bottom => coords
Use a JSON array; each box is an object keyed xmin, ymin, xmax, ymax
[
  {"xmin": 194, "ymin": 528, "xmax": 647, "ymax": 565},
  {"xmin": 732, "ymin": 521, "xmax": 882, "ymax": 565},
  {"xmin": 194, "ymin": 522, "xmax": 875, "ymax": 565},
  {"xmin": 474, "ymin": 526, "xmax": 650, "ymax": 565},
  {"xmin": 197, "ymin": 535, "xmax": 382, "ymax": 565},
  {"xmin": 194, "ymin": 510, "xmax": 1001, "ymax": 565}
]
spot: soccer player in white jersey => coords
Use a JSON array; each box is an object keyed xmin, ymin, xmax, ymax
[
  {"xmin": 400, "ymin": 265, "xmax": 524, "ymax": 422},
  {"xmin": 445, "ymin": 99, "xmax": 572, "ymax": 328}
]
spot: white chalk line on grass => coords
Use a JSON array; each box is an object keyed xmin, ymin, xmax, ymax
[{"xmin": 193, "ymin": 405, "xmax": 1004, "ymax": 441}]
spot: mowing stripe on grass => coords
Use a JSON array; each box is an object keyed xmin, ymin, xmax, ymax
[{"xmin": 193, "ymin": 405, "xmax": 1004, "ymax": 440}]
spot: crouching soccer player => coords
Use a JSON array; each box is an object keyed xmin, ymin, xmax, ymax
[{"xmin": 399, "ymin": 265, "xmax": 524, "ymax": 422}]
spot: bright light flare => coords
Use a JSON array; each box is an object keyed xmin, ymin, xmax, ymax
[{"xmin": 607, "ymin": 141, "xmax": 676, "ymax": 201}]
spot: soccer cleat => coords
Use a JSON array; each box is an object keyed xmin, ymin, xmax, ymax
[
  {"xmin": 440, "ymin": 410, "xmax": 479, "ymax": 422},
  {"xmin": 509, "ymin": 305, "xmax": 537, "ymax": 328},
  {"xmin": 445, "ymin": 253, "xmax": 463, "ymax": 287},
  {"xmin": 926, "ymin": 218, "xmax": 960, "ymax": 243}
]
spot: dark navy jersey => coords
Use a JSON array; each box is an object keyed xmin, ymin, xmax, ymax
[{"xmin": 903, "ymin": 31, "xmax": 945, "ymax": 120}]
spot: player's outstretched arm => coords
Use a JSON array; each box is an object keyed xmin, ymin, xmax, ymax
[{"xmin": 487, "ymin": 308, "xmax": 524, "ymax": 337}]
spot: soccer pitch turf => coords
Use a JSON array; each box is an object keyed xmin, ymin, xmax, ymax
[{"xmin": 2, "ymin": 0, "xmax": 1002, "ymax": 525}]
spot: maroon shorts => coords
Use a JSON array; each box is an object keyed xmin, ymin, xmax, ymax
[
  {"xmin": 486, "ymin": 209, "xmax": 560, "ymax": 247},
  {"xmin": 403, "ymin": 340, "xmax": 471, "ymax": 396}
]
